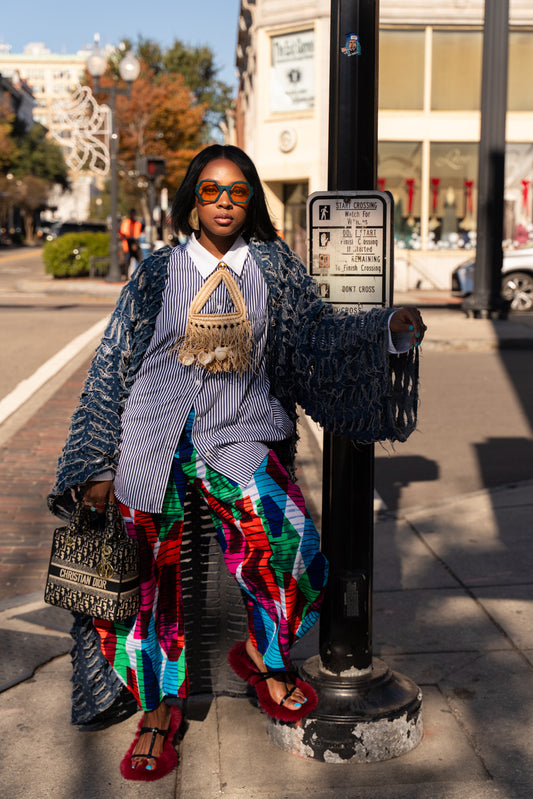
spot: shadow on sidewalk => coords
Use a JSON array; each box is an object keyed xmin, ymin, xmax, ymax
[{"xmin": 372, "ymin": 440, "xmax": 533, "ymax": 793}]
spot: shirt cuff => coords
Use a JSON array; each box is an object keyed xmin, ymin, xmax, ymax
[
  {"xmin": 387, "ymin": 311, "xmax": 412, "ymax": 354},
  {"xmin": 89, "ymin": 469, "xmax": 115, "ymax": 482}
]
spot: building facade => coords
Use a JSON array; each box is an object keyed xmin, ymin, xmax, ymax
[
  {"xmin": 0, "ymin": 41, "xmax": 102, "ymax": 222},
  {"xmin": 0, "ymin": 42, "xmax": 87, "ymax": 135},
  {"xmin": 0, "ymin": 72, "xmax": 35, "ymax": 132},
  {"xmin": 235, "ymin": 0, "xmax": 533, "ymax": 288}
]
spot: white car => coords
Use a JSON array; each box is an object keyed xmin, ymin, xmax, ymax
[{"xmin": 451, "ymin": 248, "xmax": 533, "ymax": 312}]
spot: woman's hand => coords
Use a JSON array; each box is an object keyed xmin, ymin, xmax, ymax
[
  {"xmin": 82, "ymin": 480, "xmax": 115, "ymax": 514},
  {"xmin": 389, "ymin": 306, "xmax": 427, "ymax": 348}
]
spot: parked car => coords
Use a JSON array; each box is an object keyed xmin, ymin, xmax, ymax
[
  {"xmin": 45, "ymin": 220, "xmax": 108, "ymax": 241},
  {"xmin": 451, "ymin": 248, "xmax": 533, "ymax": 312}
]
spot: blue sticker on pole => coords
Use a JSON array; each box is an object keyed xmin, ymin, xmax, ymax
[{"xmin": 341, "ymin": 33, "xmax": 361, "ymax": 57}]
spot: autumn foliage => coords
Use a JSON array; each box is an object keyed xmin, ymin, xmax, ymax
[{"xmin": 91, "ymin": 62, "xmax": 207, "ymax": 193}]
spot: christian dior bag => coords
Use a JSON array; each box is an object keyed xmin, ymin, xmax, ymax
[{"xmin": 44, "ymin": 501, "xmax": 140, "ymax": 621}]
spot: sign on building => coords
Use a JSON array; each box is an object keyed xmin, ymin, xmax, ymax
[
  {"xmin": 307, "ymin": 191, "xmax": 393, "ymax": 310},
  {"xmin": 270, "ymin": 29, "xmax": 314, "ymax": 113}
]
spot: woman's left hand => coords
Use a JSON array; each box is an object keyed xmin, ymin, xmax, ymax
[
  {"xmin": 82, "ymin": 479, "xmax": 115, "ymax": 514},
  {"xmin": 390, "ymin": 306, "xmax": 427, "ymax": 348}
]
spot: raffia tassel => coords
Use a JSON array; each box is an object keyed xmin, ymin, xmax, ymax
[
  {"xmin": 171, "ymin": 265, "xmax": 256, "ymax": 374},
  {"xmin": 175, "ymin": 318, "xmax": 254, "ymax": 373}
]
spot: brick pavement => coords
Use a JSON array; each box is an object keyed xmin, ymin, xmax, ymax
[{"xmin": 0, "ymin": 361, "xmax": 90, "ymax": 601}]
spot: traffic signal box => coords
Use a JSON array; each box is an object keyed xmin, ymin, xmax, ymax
[{"xmin": 137, "ymin": 155, "xmax": 166, "ymax": 179}]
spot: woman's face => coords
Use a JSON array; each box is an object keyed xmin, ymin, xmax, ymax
[{"xmin": 194, "ymin": 158, "xmax": 249, "ymax": 256}]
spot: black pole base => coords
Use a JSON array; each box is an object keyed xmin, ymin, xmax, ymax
[{"xmin": 267, "ymin": 656, "xmax": 423, "ymax": 763}]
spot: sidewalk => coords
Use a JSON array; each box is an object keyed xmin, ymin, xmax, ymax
[
  {"xmin": 1, "ymin": 279, "xmax": 533, "ymax": 798},
  {"xmin": 2, "ymin": 476, "xmax": 532, "ymax": 798},
  {"xmin": 16, "ymin": 272, "xmax": 533, "ymax": 351}
]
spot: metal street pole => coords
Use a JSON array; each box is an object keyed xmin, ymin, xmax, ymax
[
  {"xmin": 148, "ymin": 177, "xmax": 156, "ymax": 250},
  {"xmin": 319, "ymin": 0, "xmax": 378, "ymax": 676},
  {"xmin": 87, "ymin": 42, "xmax": 140, "ymax": 283},
  {"xmin": 463, "ymin": 0, "xmax": 509, "ymax": 318},
  {"xmin": 268, "ymin": 0, "xmax": 423, "ymax": 763},
  {"xmin": 107, "ymin": 88, "xmax": 121, "ymax": 283}
]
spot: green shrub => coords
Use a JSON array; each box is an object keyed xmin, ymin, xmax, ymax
[{"xmin": 43, "ymin": 232, "xmax": 110, "ymax": 277}]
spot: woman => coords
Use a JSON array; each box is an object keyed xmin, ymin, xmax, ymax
[{"xmin": 49, "ymin": 144, "xmax": 425, "ymax": 781}]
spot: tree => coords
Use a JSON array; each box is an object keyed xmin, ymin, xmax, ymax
[
  {"xmin": 86, "ymin": 38, "xmax": 234, "ymax": 231},
  {"xmin": 91, "ymin": 64, "xmax": 206, "ymax": 195},
  {"xmin": 10, "ymin": 123, "xmax": 69, "ymax": 242},
  {"xmin": 136, "ymin": 37, "xmax": 234, "ymax": 140},
  {"xmin": 12, "ymin": 123, "xmax": 69, "ymax": 188},
  {"xmin": 117, "ymin": 69, "xmax": 207, "ymax": 190},
  {"xmin": 10, "ymin": 175, "xmax": 52, "ymax": 242},
  {"xmin": 0, "ymin": 95, "xmax": 18, "ymax": 172}
]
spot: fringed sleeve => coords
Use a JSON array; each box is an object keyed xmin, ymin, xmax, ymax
[
  {"xmin": 47, "ymin": 248, "xmax": 171, "ymax": 517},
  {"xmin": 250, "ymin": 237, "xmax": 419, "ymax": 444}
]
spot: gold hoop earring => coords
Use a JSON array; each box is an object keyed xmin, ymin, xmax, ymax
[{"xmin": 188, "ymin": 207, "xmax": 200, "ymax": 230}]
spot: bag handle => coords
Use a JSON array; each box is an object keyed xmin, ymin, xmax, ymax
[
  {"xmin": 104, "ymin": 500, "xmax": 127, "ymax": 541},
  {"xmin": 188, "ymin": 268, "xmax": 247, "ymax": 318},
  {"xmin": 70, "ymin": 500, "xmax": 126, "ymax": 541}
]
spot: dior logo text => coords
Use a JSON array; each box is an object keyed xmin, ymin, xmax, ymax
[{"xmin": 59, "ymin": 569, "xmax": 108, "ymax": 589}]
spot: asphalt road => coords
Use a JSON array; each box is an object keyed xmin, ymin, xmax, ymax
[
  {"xmin": 0, "ymin": 248, "xmax": 113, "ymax": 399},
  {"xmin": 1, "ymin": 247, "xmax": 532, "ymax": 515}
]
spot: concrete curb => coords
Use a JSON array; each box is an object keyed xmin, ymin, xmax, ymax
[
  {"xmin": 14, "ymin": 280, "xmax": 533, "ymax": 352},
  {"xmin": 422, "ymin": 336, "xmax": 533, "ymax": 351},
  {"xmin": 16, "ymin": 278, "xmax": 123, "ymax": 300}
]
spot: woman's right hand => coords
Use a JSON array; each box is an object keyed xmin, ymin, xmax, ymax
[{"xmin": 82, "ymin": 480, "xmax": 115, "ymax": 514}]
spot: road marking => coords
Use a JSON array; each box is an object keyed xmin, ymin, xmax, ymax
[
  {"xmin": 303, "ymin": 414, "xmax": 387, "ymax": 512},
  {"xmin": 0, "ymin": 316, "xmax": 109, "ymax": 425},
  {"xmin": 0, "ymin": 249, "xmax": 42, "ymax": 262}
]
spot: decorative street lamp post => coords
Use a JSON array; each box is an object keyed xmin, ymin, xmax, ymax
[{"xmin": 86, "ymin": 37, "xmax": 140, "ymax": 282}]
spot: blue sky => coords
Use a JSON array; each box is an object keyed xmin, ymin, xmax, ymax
[{"xmin": 0, "ymin": 0, "xmax": 242, "ymax": 90}]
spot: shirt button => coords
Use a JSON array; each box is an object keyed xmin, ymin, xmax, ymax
[
  {"xmin": 205, "ymin": 450, "xmax": 211, "ymax": 458},
  {"xmin": 195, "ymin": 379, "xmax": 201, "ymax": 386}
]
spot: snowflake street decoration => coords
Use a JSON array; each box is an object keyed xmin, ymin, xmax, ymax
[{"xmin": 51, "ymin": 84, "xmax": 111, "ymax": 175}]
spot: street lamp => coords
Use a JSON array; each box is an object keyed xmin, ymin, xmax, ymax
[{"xmin": 87, "ymin": 37, "xmax": 140, "ymax": 282}]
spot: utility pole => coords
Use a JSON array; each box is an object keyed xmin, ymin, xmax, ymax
[
  {"xmin": 463, "ymin": 0, "xmax": 509, "ymax": 318},
  {"xmin": 268, "ymin": 0, "xmax": 422, "ymax": 762}
]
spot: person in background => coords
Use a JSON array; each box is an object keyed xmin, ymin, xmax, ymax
[{"xmin": 119, "ymin": 209, "xmax": 143, "ymax": 274}]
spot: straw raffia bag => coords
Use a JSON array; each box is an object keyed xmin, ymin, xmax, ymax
[{"xmin": 173, "ymin": 265, "xmax": 254, "ymax": 373}]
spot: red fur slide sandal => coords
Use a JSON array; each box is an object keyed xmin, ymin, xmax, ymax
[
  {"xmin": 120, "ymin": 705, "xmax": 182, "ymax": 782},
  {"xmin": 228, "ymin": 640, "xmax": 318, "ymax": 723}
]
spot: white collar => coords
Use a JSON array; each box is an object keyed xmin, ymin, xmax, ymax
[{"xmin": 186, "ymin": 233, "xmax": 248, "ymax": 279}]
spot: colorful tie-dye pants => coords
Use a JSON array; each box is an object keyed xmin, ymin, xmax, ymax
[{"xmin": 94, "ymin": 414, "xmax": 328, "ymax": 711}]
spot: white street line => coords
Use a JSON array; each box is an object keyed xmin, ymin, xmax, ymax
[
  {"xmin": 0, "ymin": 316, "xmax": 109, "ymax": 425},
  {"xmin": 303, "ymin": 414, "xmax": 387, "ymax": 512}
]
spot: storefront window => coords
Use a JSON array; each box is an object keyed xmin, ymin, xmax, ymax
[
  {"xmin": 379, "ymin": 30, "xmax": 425, "ymax": 110},
  {"xmin": 431, "ymin": 31, "xmax": 482, "ymax": 111},
  {"xmin": 378, "ymin": 142, "xmax": 422, "ymax": 249},
  {"xmin": 428, "ymin": 142, "xmax": 478, "ymax": 249},
  {"xmin": 283, "ymin": 182, "xmax": 308, "ymax": 263},
  {"xmin": 508, "ymin": 31, "xmax": 533, "ymax": 112},
  {"xmin": 504, "ymin": 143, "xmax": 533, "ymax": 247}
]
